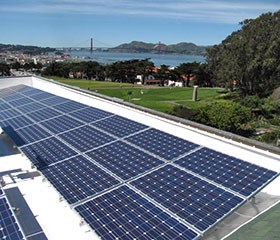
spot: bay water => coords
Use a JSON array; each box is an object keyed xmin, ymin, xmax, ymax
[{"xmin": 69, "ymin": 51, "xmax": 205, "ymax": 67}]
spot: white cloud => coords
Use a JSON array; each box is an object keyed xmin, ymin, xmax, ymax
[{"xmin": 2, "ymin": 0, "xmax": 280, "ymax": 24}]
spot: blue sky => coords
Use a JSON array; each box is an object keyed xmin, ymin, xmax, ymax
[{"xmin": 0, "ymin": 0, "xmax": 279, "ymax": 47}]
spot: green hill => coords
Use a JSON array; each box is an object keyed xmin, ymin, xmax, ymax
[
  {"xmin": 109, "ymin": 41, "xmax": 208, "ymax": 55},
  {"xmin": 0, "ymin": 43, "xmax": 55, "ymax": 55}
]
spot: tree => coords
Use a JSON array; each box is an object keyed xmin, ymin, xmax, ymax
[
  {"xmin": 176, "ymin": 62, "xmax": 200, "ymax": 87},
  {"xmin": 154, "ymin": 65, "xmax": 170, "ymax": 86},
  {"xmin": 106, "ymin": 59, "xmax": 154, "ymax": 83},
  {"xmin": 10, "ymin": 61, "xmax": 21, "ymax": 70},
  {"xmin": 206, "ymin": 10, "xmax": 280, "ymax": 97},
  {"xmin": 0, "ymin": 63, "xmax": 10, "ymax": 76},
  {"xmin": 194, "ymin": 63, "xmax": 213, "ymax": 87}
]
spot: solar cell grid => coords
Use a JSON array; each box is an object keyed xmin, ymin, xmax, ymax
[
  {"xmin": 0, "ymin": 90, "xmax": 14, "ymax": 98},
  {"xmin": 69, "ymin": 107, "xmax": 113, "ymax": 123},
  {"xmin": 16, "ymin": 124, "xmax": 51, "ymax": 145},
  {"xmin": 20, "ymin": 88, "xmax": 43, "ymax": 96},
  {"xmin": 40, "ymin": 115, "xmax": 84, "ymax": 134},
  {"xmin": 75, "ymin": 185, "xmax": 199, "ymax": 240},
  {"xmin": 58, "ymin": 125, "xmax": 116, "ymax": 152},
  {"xmin": 125, "ymin": 128, "xmax": 199, "ymax": 161},
  {"xmin": 91, "ymin": 115, "xmax": 148, "ymax": 138},
  {"xmin": 0, "ymin": 116, "xmax": 33, "ymax": 131},
  {"xmin": 0, "ymin": 197, "xmax": 25, "ymax": 240},
  {"xmin": 0, "ymin": 102, "xmax": 10, "ymax": 111},
  {"xmin": 3, "ymin": 93, "xmax": 25, "ymax": 102},
  {"xmin": 17, "ymin": 102, "xmax": 46, "ymax": 114},
  {"xmin": 28, "ymin": 92, "xmax": 55, "ymax": 101},
  {"xmin": 131, "ymin": 165, "xmax": 244, "ymax": 232},
  {"xmin": 39, "ymin": 96, "xmax": 69, "ymax": 106},
  {"xmin": 0, "ymin": 108, "xmax": 22, "ymax": 121},
  {"xmin": 8, "ymin": 97, "xmax": 34, "ymax": 107},
  {"xmin": 26, "ymin": 108, "xmax": 62, "ymax": 122},
  {"xmin": 21, "ymin": 137, "xmax": 77, "ymax": 169},
  {"xmin": 41, "ymin": 156, "xmax": 120, "ymax": 204},
  {"xmin": 175, "ymin": 148, "xmax": 279, "ymax": 197},
  {"xmin": 86, "ymin": 141, "xmax": 164, "ymax": 180},
  {"xmin": 53, "ymin": 101, "xmax": 88, "ymax": 113},
  {"xmin": 9, "ymin": 84, "xmax": 31, "ymax": 92}
]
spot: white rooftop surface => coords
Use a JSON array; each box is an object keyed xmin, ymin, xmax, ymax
[
  {"xmin": 1, "ymin": 76, "xmax": 280, "ymax": 239},
  {"xmin": 0, "ymin": 154, "xmax": 98, "ymax": 240}
]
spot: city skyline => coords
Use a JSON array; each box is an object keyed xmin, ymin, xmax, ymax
[{"xmin": 1, "ymin": 0, "xmax": 279, "ymax": 48}]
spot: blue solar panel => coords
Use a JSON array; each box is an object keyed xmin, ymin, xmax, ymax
[
  {"xmin": 0, "ymin": 108, "xmax": 22, "ymax": 121},
  {"xmin": 0, "ymin": 90, "xmax": 14, "ymax": 98},
  {"xmin": 0, "ymin": 116, "xmax": 33, "ymax": 130},
  {"xmin": 174, "ymin": 147, "xmax": 279, "ymax": 197},
  {"xmin": 26, "ymin": 108, "xmax": 62, "ymax": 122},
  {"xmin": 125, "ymin": 128, "xmax": 199, "ymax": 161},
  {"xmin": 86, "ymin": 141, "xmax": 164, "ymax": 180},
  {"xmin": 20, "ymin": 88, "xmax": 44, "ymax": 96},
  {"xmin": 8, "ymin": 97, "xmax": 34, "ymax": 107},
  {"xmin": 3, "ymin": 93, "xmax": 24, "ymax": 102},
  {"xmin": 69, "ymin": 107, "xmax": 113, "ymax": 123},
  {"xmin": 40, "ymin": 96, "xmax": 69, "ymax": 106},
  {"xmin": 76, "ymin": 185, "xmax": 199, "ymax": 240},
  {"xmin": 29, "ymin": 92, "xmax": 55, "ymax": 101},
  {"xmin": 17, "ymin": 102, "xmax": 46, "ymax": 114},
  {"xmin": 10, "ymin": 84, "xmax": 31, "ymax": 92},
  {"xmin": 53, "ymin": 101, "xmax": 88, "ymax": 113},
  {"xmin": 0, "ymin": 197, "xmax": 25, "ymax": 240},
  {"xmin": 58, "ymin": 125, "xmax": 116, "ymax": 152},
  {"xmin": 40, "ymin": 115, "xmax": 84, "ymax": 134},
  {"xmin": 41, "ymin": 155, "xmax": 120, "ymax": 204},
  {"xmin": 91, "ymin": 115, "xmax": 148, "ymax": 138},
  {"xmin": 16, "ymin": 124, "xmax": 51, "ymax": 145},
  {"xmin": 21, "ymin": 137, "xmax": 78, "ymax": 169},
  {"xmin": 131, "ymin": 165, "xmax": 244, "ymax": 232},
  {"xmin": 0, "ymin": 102, "xmax": 10, "ymax": 111}
]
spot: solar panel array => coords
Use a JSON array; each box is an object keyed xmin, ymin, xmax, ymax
[
  {"xmin": 0, "ymin": 84, "xmax": 278, "ymax": 240},
  {"xmin": 0, "ymin": 186, "xmax": 26, "ymax": 240}
]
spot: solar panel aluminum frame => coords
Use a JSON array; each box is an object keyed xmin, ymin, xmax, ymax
[
  {"xmin": 39, "ymin": 155, "xmax": 122, "ymax": 206},
  {"xmin": 0, "ymin": 195, "xmax": 27, "ymax": 240},
  {"xmin": 128, "ymin": 164, "xmax": 247, "ymax": 235},
  {"xmin": 74, "ymin": 185, "xmax": 202, "ymax": 240},
  {"xmin": 173, "ymin": 148, "xmax": 280, "ymax": 200},
  {"xmin": 243, "ymin": 172, "xmax": 280, "ymax": 200}
]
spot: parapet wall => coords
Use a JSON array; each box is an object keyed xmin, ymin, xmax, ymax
[{"xmin": 0, "ymin": 76, "xmax": 33, "ymax": 89}]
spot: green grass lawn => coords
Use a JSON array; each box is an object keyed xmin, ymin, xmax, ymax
[
  {"xmin": 50, "ymin": 77, "xmax": 223, "ymax": 113},
  {"xmin": 226, "ymin": 202, "xmax": 280, "ymax": 240},
  {"xmin": 97, "ymin": 87, "xmax": 222, "ymax": 112}
]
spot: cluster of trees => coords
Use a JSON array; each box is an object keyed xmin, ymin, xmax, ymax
[
  {"xmin": 0, "ymin": 63, "xmax": 10, "ymax": 76},
  {"xmin": 169, "ymin": 10, "xmax": 280, "ymax": 144},
  {"xmin": 207, "ymin": 10, "xmax": 280, "ymax": 97},
  {"xmin": 42, "ymin": 59, "xmax": 212, "ymax": 86},
  {"xmin": 43, "ymin": 61, "xmax": 105, "ymax": 80},
  {"xmin": 0, "ymin": 61, "xmax": 43, "ymax": 76}
]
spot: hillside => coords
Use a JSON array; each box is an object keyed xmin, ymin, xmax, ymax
[
  {"xmin": 0, "ymin": 43, "xmax": 55, "ymax": 55},
  {"xmin": 109, "ymin": 41, "xmax": 208, "ymax": 55}
]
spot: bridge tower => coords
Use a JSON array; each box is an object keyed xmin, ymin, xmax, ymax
[{"xmin": 90, "ymin": 38, "xmax": 93, "ymax": 54}]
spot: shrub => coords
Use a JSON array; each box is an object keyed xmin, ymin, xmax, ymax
[
  {"xmin": 170, "ymin": 105, "xmax": 193, "ymax": 119},
  {"xmin": 191, "ymin": 101, "xmax": 252, "ymax": 135}
]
